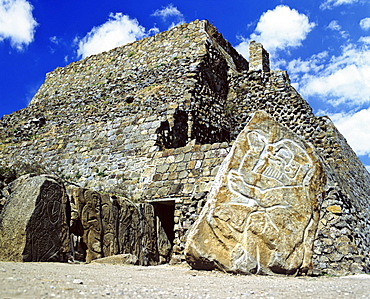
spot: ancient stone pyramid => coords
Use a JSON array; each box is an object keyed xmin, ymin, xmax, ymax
[{"xmin": 0, "ymin": 20, "xmax": 369, "ymax": 275}]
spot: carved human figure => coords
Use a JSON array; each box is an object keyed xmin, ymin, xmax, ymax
[
  {"xmin": 101, "ymin": 194, "xmax": 116, "ymax": 257},
  {"xmin": 215, "ymin": 131, "xmax": 315, "ymax": 273},
  {"xmin": 185, "ymin": 112, "xmax": 324, "ymax": 275},
  {"xmin": 23, "ymin": 179, "xmax": 67, "ymax": 262},
  {"xmin": 79, "ymin": 190, "xmax": 103, "ymax": 262}
]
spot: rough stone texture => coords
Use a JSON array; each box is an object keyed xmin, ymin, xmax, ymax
[
  {"xmin": 72, "ymin": 188, "xmax": 110, "ymax": 262},
  {"xmin": 71, "ymin": 188, "xmax": 160, "ymax": 265},
  {"xmin": 185, "ymin": 111, "xmax": 325, "ymax": 275},
  {"xmin": 0, "ymin": 167, "xmax": 16, "ymax": 215},
  {"xmin": 116, "ymin": 199, "xmax": 159, "ymax": 266},
  {"xmin": 0, "ymin": 20, "xmax": 369, "ymax": 274},
  {"xmin": 249, "ymin": 41, "xmax": 270, "ymax": 72},
  {"xmin": 0, "ymin": 174, "xmax": 70, "ymax": 262},
  {"xmin": 91, "ymin": 253, "xmax": 139, "ymax": 265}
]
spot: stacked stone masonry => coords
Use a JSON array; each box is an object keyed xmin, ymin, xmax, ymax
[{"xmin": 0, "ymin": 20, "xmax": 369, "ymax": 275}]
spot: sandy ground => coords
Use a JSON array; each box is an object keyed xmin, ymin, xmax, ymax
[{"xmin": 0, "ymin": 261, "xmax": 369, "ymax": 298}]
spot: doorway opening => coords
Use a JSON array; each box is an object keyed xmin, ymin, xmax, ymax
[
  {"xmin": 151, "ymin": 199, "xmax": 175, "ymax": 246},
  {"xmin": 149, "ymin": 199, "xmax": 175, "ymax": 263}
]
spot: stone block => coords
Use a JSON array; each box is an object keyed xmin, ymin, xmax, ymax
[
  {"xmin": 192, "ymin": 152, "xmax": 204, "ymax": 160},
  {"xmin": 326, "ymin": 205, "xmax": 342, "ymax": 214},
  {"xmin": 168, "ymin": 163, "xmax": 177, "ymax": 172},
  {"xmin": 185, "ymin": 111, "xmax": 325, "ymax": 275},
  {"xmin": 183, "ymin": 184, "xmax": 195, "ymax": 194},
  {"xmin": 92, "ymin": 253, "xmax": 139, "ymax": 265},
  {"xmin": 184, "ymin": 153, "xmax": 192, "ymax": 162},
  {"xmin": 168, "ymin": 172, "xmax": 178, "ymax": 180},
  {"xmin": 176, "ymin": 162, "xmax": 187, "ymax": 172},
  {"xmin": 0, "ymin": 174, "xmax": 70, "ymax": 262},
  {"xmin": 187, "ymin": 160, "xmax": 196, "ymax": 169},
  {"xmin": 178, "ymin": 170, "xmax": 189, "ymax": 179},
  {"xmin": 156, "ymin": 164, "xmax": 170, "ymax": 173},
  {"xmin": 175, "ymin": 153, "xmax": 185, "ymax": 162}
]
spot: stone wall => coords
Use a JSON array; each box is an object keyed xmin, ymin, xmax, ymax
[
  {"xmin": 226, "ymin": 69, "xmax": 370, "ymax": 275},
  {"xmin": 0, "ymin": 20, "xmax": 369, "ymax": 274},
  {"xmin": 249, "ymin": 41, "xmax": 270, "ymax": 72}
]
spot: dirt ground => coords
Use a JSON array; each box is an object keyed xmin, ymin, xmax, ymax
[{"xmin": 0, "ymin": 261, "xmax": 369, "ymax": 298}]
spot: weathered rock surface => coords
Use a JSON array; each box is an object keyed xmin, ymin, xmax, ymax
[
  {"xmin": 115, "ymin": 199, "xmax": 158, "ymax": 265},
  {"xmin": 185, "ymin": 111, "xmax": 326, "ymax": 275},
  {"xmin": 0, "ymin": 174, "xmax": 70, "ymax": 262},
  {"xmin": 71, "ymin": 188, "xmax": 164, "ymax": 265},
  {"xmin": 91, "ymin": 253, "xmax": 139, "ymax": 265}
]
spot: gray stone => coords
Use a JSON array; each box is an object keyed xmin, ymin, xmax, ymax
[{"xmin": 0, "ymin": 174, "xmax": 70, "ymax": 262}]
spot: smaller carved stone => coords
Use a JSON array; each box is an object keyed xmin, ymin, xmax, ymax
[
  {"xmin": 73, "ymin": 188, "xmax": 104, "ymax": 263},
  {"xmin": 157, "ymin": 217, "xmax": 172, "ymax": 264},
  {"xmin": 71, "ymin": 189, "xmax": 159, "ymax": 265},
  {"xmin": 116, "ymin": 199, "xmax": 158, "ymax": 265}
]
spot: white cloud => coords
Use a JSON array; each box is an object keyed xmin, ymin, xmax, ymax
[
  {"xmin": 288, "ymin": 51, "xmax": 328, "ymax": 75},
  {"xmin": 152, "ymin": 4, "xmax": 185, "ymax": 29},
  {"xmin": 359, "ymin": 36, "xmax": 370, "ymax": 44},
  {"xmin": 327, "ymin": 20, "xmax": 349, "ymax": 39},
  {"xmin": 236, "ymin": 5, "xmax": 315, "ymax": 58},
  {"xmin": 328, "ymin": 108, "xmax": 370, "ymax": 156},
  {"xmin": 235, "ymin": 38, "xmax": 250, "ymax": 59},
  {"xmin": 0, "ymin": 0, "xmax": 37, "ymax": 50},
  {"xmin": 360, "ymin": 17, "xmax": 370, "ymax": 30},
  {"xmin": 366, "ymin": 165, "xmax": 370, "ymax": 172},
  {"xmin": 250, "ymin": 5, "xmax": 315, "ymax": 53},
  {"xmin": 76, "ymin": 13, "xmax": 158, "ymax": 59},
  {"xmin": 49, "ymin": 36, "xmax": 59, "ymax": 45},
  {"xmin": 290, "ymin": 43, "xmax": 370, "ymax": 106},
  {"xmin": 327, "ymin": 20, "xmax": 341, "ymax": 31},
  {"xmin": 320, "ymin": 0, "xmax": 360, "ymax": 10},
  {"xmin": 152, "ymin": 3, "xmax": 182, "ymax": 20}
]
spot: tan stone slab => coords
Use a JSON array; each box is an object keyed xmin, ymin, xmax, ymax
[
  {"xmin": 185, "ymin": 111, "xmax": 326, "ymax": 275},
  {"xmin": 326, "ymin": 205, "xmax": 342, "ymax": 214}
]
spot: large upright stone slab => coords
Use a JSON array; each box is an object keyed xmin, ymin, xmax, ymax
[
  {"xmin": 72, "ymin": 188, "xmax": 117, "ymax": 263},
  {"xmin": 116, "ymin": 200, "xmax": 158, "ymax": 266},
  {"xmin": 185, "ymin": 111, "xmax": 326, "ymax": 275},
  {"xmin": 0, "ymin": 174, "xmax": 70, "ymax": 262}
]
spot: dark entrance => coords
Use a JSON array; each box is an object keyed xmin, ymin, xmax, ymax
[{"xmin": 150, "ymin": 199, "xmax": 175, "ymax": 263}]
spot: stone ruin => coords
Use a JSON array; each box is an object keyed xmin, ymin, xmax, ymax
[{"xmin": 0, "ymin": 20, "xmax": 369, "ymax": 276}]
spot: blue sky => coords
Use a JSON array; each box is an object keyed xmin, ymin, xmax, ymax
[{"xmin": 0, "ymin": 0, "xmax": 369, "ymax": 168}]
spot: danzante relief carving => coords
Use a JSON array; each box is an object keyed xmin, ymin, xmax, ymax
[
  {"xmin": 185, "ymin": 111, "xmax": 326, "ymax": 275},
  {"xmin": 0, "ymin": 175, "xmax": 70, "ymax": 262},
  {"xmin": 23, "ymin": 179, "xmax": 68, "ymax": 262}
]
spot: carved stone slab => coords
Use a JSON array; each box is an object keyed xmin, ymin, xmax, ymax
[
  {"xmin": 72, "ymin": 188, "xmax": 118, "ymax": 263},
  {"xmin": 185, "ymin": 111, "xmax": 326, "ymax": 275},
  {"xmin": 116, "ymin": 200, "xmax": 158, "ymax": 266},
  {"xmin": 0, "ymin": 174, "xmax": 70, "ymax": 262},
  {"xmin": 72, "ymin": 188, "xmax": 158, "ymax": 265}
]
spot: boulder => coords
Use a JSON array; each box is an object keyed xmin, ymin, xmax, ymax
[
  {"xmin": 0, "ymin": 174, "xmax": 70, "ymax": 262},
  {"xmin": 185, "ymin": 111, "xmax": 326, "ymax": 275}
]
